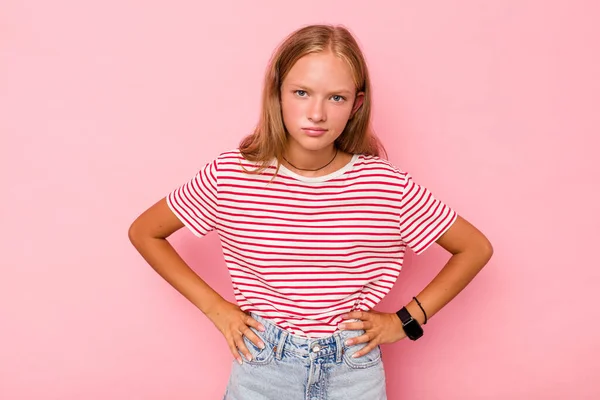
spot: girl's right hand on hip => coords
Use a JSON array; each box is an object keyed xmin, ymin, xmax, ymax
[{"xmin": 205, "ymin": 300, "xmax": 266, "ymax": 365}]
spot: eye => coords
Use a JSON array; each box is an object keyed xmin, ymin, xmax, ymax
[
  {"xmin": 295, "ymin": 90, "xmax": 307, "ymax": 97},
  {"xmin": 331, "ymin": 95, "xmax": 345, "ymax": 102}
]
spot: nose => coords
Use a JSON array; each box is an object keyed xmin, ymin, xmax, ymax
[{"xmin": 308, "ymin": 97, "xmax": 326, "ymax": 122}]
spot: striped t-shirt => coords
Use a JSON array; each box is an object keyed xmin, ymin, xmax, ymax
[{"xmin": 166, "ymin": 149, "xmax": 457, "ymax": 338}]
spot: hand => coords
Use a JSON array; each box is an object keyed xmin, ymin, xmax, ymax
[
  {"xmin": 338, "ymin": 310, "xmax": 406, "ymax": 358},
  {"xmin": 205, "ymin": 300, "xmax": 266, "ymax": 365}
]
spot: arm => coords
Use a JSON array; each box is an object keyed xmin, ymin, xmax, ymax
[
  {"xmin": 404, "ymin": 214, "xmax": 494, "ymax": 325},
  {"xmin": 128, "ymin": 197, "xmax": 226, "ymax": 315},
  {"xmin": 340, "ymin": 215, "xmax": 493, "ymax": 356},
  {"xmin": 128, "ymin": 198, "xmax": 266, "ymax": 364}
]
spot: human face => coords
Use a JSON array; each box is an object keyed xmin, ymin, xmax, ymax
[{"xmin": 280, "ymin": 51, "xmax": 364, "ymax": 158}]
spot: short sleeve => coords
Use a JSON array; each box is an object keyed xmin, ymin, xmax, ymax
[
  {"xmin": 166, "ymin": 159, "xmax": 219, "ymax": 237},
  {"xmin": 398, "ymin": 173, "xmax": 457, "ymax": 255}
]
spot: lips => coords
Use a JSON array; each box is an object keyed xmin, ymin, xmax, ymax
[{"xmin": 302, "ymin": 127, "xmax": 328, "ymax": 137}]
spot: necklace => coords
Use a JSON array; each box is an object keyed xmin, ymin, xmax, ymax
[{"xmin": 283, "ymin": 148, "xmax": 338, "ymax": 172}]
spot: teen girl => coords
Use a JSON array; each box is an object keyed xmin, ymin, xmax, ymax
[{"xmin": 129, "ymin": 24, "xmax": 493, "ymax": 400}]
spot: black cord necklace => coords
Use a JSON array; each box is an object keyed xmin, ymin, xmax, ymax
[{"xmin": 283, "ymin": 148, "xmax": 338, "ymax": 172}]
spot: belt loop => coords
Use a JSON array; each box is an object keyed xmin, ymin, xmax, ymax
[
  {"xmin": 275, "ymin": 330, "xmax": 288, "ymax": 361},
  {"xmin": 334, "ymin": 333, "xmax": 343, "ymax": 363}
]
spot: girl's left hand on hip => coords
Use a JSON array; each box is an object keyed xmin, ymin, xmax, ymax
[{"xmin": 338, "ymin": 310, "xmax": 407, "ymax": 358}]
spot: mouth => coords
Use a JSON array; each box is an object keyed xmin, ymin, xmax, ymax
[{"xmin": 302, "ymin": 127, "xmax": 328, "ymax": 137}]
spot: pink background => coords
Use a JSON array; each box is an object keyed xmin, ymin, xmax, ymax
[{"xmin": 1, "ymin": 1, "xmax": 599, "ymax": 399}]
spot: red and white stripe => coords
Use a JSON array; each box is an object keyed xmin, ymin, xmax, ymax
[{"xmin": 167, "ymin": 150, "xmax": 457, "ymax": 338}]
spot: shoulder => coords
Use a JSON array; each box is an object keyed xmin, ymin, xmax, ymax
[
  {"xmin": 212, "ymin": 149, "xmax": 244, "ymax": 168},
  {"xmin": 354, "ymin": 153, "xmax": 411, "ymax": 185},
  {"xmin": 210, "ymin": 148, "xmax": 272, "ymax": 174},
  {"xmin": 203, "ymin": 149, "xmax": 250, "ymax": 167}
]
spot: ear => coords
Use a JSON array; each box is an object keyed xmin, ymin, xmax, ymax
[{"xmin": 350, "ymin": 92, "xmax": 365, "ymax": 118}]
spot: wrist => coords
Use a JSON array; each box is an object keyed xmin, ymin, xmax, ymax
[
  {"xmin": 405, "ymin": 301, "xmax": 427, "ymax": 325},
  {"xmin": 395, "ymin": 306, "xmax": 424, "ymax": 341},
  {"xmin": 203, "ymin": 297, "xmax": 229, "ymax": 318}
]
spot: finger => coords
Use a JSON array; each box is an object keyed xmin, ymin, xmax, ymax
[
  {"xmin": 344, "ymin": 332, "xmax": 371, "ymax": 346},
  {"xmin": 341, "ymin": 311, "xmax": 368, "ymax": 320},
  {"xmin": 234, "ymin": 334, "xmax": 253, "ymax": 362},
  {"xmin": 339, "ymin": 320, "xmax": 372, "ymax": 331},
  {"xmin": 240, "ymin": 325, "xmax": 266, "ymax": 350},
  {"xmin": 226, "ymin": 335, "xmax": 244, "ymax": 365},
  {"xmin": 352, "ymin": 342, "xmax": 377, "ymax": 359},
  {"xmin": 244, "ymin": 314, "xmax": 266, "ymax": 332}
]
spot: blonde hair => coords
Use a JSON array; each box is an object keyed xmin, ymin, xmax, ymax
[{"xmin": 239, "ymin": 24, "xmax": 386, "ymax": 173}]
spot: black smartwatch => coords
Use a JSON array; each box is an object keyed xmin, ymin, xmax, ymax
[{"xmin": 396, "ymin": 307, "xmax": 424, "ymax": 341}]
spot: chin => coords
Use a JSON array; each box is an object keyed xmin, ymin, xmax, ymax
[{"xmin": 289, "ymin": 133, "xmax": 338, "ymax": 152}]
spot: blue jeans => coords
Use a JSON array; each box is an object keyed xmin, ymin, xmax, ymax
[{"xmin": 223, "ymin": 312, "xmax": 387, "ymax": 400}]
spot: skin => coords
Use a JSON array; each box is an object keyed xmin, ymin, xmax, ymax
[
  {"xmin": 337, "ymin": 219, "xmax": 493, "ymax": 358},
  {"xmin": 281, "ymin": 51, "xmax": 492, "ymax": 357},
  {"xmin": 279, "ymin": 51, "xmax": 364, "ymax": 175},
  {"xmin": 128, "ymin": 50, "xmax": 493, "ymax": 365}
]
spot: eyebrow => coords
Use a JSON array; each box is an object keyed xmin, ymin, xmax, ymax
[{"xmin": 287, "ymin": 83, "xmax": 354, "ymax": 96}]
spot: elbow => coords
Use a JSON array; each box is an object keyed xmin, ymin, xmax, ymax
[
  {"xmin": 128, "ymin": 216, "xmax": 171, "ymax": 247},
  {"xmin": 128, "ymin": 218, "xmax": 145, "ymax": 248},
  {"xmin": 459, "ymin": 234, "xmax": 493, "ymax": 265},
  {"xmin": 479, "ymin": 237, "xmax": 494, "ymax": 264}
]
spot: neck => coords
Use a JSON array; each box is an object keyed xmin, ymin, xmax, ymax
[{"xmin": 283, "ymin": 147, "xmax": 338, "ymax": 172}]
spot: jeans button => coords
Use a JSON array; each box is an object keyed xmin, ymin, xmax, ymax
[{"xmin": 312, "ymin": 344, "xmax": 321, "ymax": 352}]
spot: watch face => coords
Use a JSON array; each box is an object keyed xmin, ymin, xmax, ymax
[
  {"xmin": 397, "ymin": 307, "xmax": 424, "ymax": 340},
  {"xmin": 406, "ymin": 321, "xmax": 424, "ymax": 340}
]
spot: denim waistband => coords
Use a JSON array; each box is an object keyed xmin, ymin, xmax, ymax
[{"xmin": 250, "ymin": 312, "xmax": 365, "ymax": 363}]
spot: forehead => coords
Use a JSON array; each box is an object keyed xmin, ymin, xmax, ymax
[{"xmin": 283, "ymin": 51, "xmax": 355, "ymax": 90}]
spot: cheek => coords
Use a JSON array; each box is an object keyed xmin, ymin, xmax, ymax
[
  {"xmin": 281, "ymin": 101, "xmax": 304, "ymax": 122},
  {"xmin": 330, "ymin": 107, "xmax": 353, "ymax": 128}
]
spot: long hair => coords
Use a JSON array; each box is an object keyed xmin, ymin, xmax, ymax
[{"xmin": 239, "ymin": 24, "xmax": 386, "ymax": 173}]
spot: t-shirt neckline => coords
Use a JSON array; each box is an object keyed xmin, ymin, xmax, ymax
[{"xmin": 276, "ymin": 153, "xmax": 360, "ymax": 183}]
